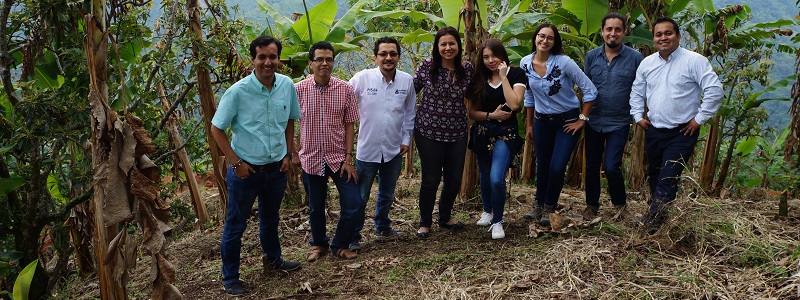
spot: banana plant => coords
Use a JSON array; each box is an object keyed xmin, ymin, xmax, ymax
[{"xmin": 256, "ymin": 0, "xmax": 372, "ymax": 78}]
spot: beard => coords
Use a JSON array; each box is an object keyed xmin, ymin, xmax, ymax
[{"xmin": 605, "ymin": 41, "xmax": 621, "ymax": 49}]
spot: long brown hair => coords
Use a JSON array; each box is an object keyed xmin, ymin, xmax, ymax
[{"xmin": 469, "ymin": 39, "xmax": 510, "ymax": 108}]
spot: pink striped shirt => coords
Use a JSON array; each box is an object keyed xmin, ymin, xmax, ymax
[{"xmin": 296, "ymin": 76, "xmax": 359, "ymax": 175}]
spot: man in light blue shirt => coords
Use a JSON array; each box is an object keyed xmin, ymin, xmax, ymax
[
  {"xmin": 582, "ymin": 13, "xmax": 643, "ymax": 220},
  {"xmin": 210, "ymin": 35, "xmax": 301, "ymax": 295},
  {"xmin": 629, "ymin": 17, "xmax": 723, "ymax": 234},
  {"xmin": 348, "ymin": 37, "xmax": 416, "ymax": 250}
]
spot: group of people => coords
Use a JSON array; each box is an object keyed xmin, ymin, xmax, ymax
[{"xmin": 211, "ymin": 13, "xmax": 722, "ymax": 295}]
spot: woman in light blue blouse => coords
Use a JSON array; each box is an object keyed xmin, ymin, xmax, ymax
[{"xmin": 520, "ymin": 23, "xmax": 598, "ymax": 227}]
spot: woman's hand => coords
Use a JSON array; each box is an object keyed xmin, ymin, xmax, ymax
[
  {"xmin": 491, "ymin": 104, "xmax": 512, "ymax": 122},
  {"xmin": 563, "ymin": 119, "xmax": 585, "ymax": 135},
  {"xmin": 498, "ymin": 61, "xmax": 508, "ymax": 80},
  {"xmin": 526, "ymin": 125, "xmax": 534, "ymax": 142}
]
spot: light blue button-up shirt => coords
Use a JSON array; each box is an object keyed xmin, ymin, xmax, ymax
[
  {"xmin": 211, "ymin": 71, "xmax": 301, "ymax": 165},
  {"xmin": 521, "ymin": 53, "xmax": 597, "ymax": 114},
  {"xmin": 630, "ymin": 47, "xmax": 723, "ymax": 129}
]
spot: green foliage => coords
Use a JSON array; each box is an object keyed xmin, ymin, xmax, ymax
[
  {"xmin": 734, "ymin": 129, "xmax": 792, "ymax": 189},
  {"xmin": 560, "ymin": 0, "xmax": 606, "ymax": 36},
  {"xmin": 12, "ymin": 259, "xmax": 38, "ymax": 300}
]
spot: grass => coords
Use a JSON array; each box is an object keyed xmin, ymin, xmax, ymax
[{"xmin": 54, "ymin": 176, "xmax": 800, "ymax": 299}]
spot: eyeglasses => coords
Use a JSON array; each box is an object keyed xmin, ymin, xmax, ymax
[
  {"xmin": 312, "ymin": 57, "xmax": 335, "ymax": 64},
  {"xmin": 377, "ymin": 52, "xmax": 399, "ymax": 58},
  {"xmin": 537, "ymin": 33, "xmax": 555, "ymax": 42}
]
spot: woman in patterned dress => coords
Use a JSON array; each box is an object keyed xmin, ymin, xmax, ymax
[{"xmin": 412, "ymin": 26, "xmax": 474, "ymax": 238}]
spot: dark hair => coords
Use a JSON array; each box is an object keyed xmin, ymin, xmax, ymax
[
  {"xmin": 601, "ymin": 12, "xmax": 627, "ymax": 30},
  {"xmin": 430, "ymin": 26, "xmax": 465, "ymax": 85},
  {"xmin": 249, "ymin": 35, "xmax": 282, "ymax": 59},
  {"xmin": 469, "ymin": 39, "xmax": 510, "ymax": 108},
  {"xmin": 531, "ymin": 23, "xmax": 563, "ymax": 55},
  {"xmin": 309, "ymin": 41, "xmax": 335, "ymax": 61},
  {"xmin": 653, "ymin": 16, "xmax": 680, "ymax": 36},
  {"xmin": 373, "ymin": 36, "xmax": 401, "ymax": 56}
]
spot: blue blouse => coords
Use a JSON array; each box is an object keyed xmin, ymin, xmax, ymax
[{"xmin": 521, "ymin": 53, "xmax": 597, "ymax": 114}]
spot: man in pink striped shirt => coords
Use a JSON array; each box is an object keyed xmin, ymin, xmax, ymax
[{"xmin": 295, "ymin": 41, "xmax": 361, "ymax": 261}]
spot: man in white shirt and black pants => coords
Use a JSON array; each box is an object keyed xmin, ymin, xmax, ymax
[
  {"xmin": 348, "ymin": 37, "xmax": 416, "ymax": 249},
  {"xmin": 629, "ymin": 17, "xmax": 723, "ymax": 235}
]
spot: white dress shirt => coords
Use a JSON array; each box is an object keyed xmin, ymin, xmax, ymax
[
  {"xmin": 349, "ymin": 68, "xmax": 416, "ymax": 163},
  {"xmin": 630, "ymin": 47, "xmax": 723, "ymax": 129}
]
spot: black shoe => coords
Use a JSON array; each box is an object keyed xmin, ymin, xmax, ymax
[
  {"xmin": 264, "ymin": 257, "xmax": 301, "ymax": 272},
  {"xmin": 349, "ymin": 240, "xmax": 361, "ymax": 251},
  {"xmin": 523, "ymin": 204, "xmax": 543, "ymax": 220},
  {"xmin": 539, "ymin": 205, "xmax": 555, "ymax": 227},
  {"xmin": 439, "ymin": 221, "xmax": 465, "ymax": 230},
  {"xmin": 638, "ymin": 211, "xmax": 666, "ymax": 235},
  {"xmin": 374, "ymin": 229, "xmax": 404, "ymax": 241},
  {"xmin": 224, "ymin": 281, "xmax": 245, "ymax": 295}
]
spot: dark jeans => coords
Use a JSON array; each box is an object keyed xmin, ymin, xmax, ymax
[
  {"xmin": 415, "ymin": 129, "xmax": 467, "ymax": 228},
  {"xmin": 220, "ymin": 165, "xmax": 285, "ymax": 285},
  {"xmin": 585, "ymin": 125, "xmax": 630, "ymax": 208},
  {"xmin": 354, "ymin": 154, "xmax": 404, "ymax": 239},
  {"xmin": 645, "ymin": 124, "xmax": 699, "ymax": 214},
  {"xmin": 476, "ymin": 139, "xmax": 514, "ymax": 224},
  {"xmin": 303, "ymin": 163, "xmax": 363, "ymax": 253},
  {"xmin": 533, "ymin": 109, "xmax": 581, "ymax": 207}
]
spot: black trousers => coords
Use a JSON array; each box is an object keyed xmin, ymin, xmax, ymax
[{"xmin": 414, "ymin": 129, "xmax": 467, "ymax": 228}]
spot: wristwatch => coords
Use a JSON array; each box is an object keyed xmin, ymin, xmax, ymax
[
  {"xmin": 579, "ymin": 114, "xmax": 589, "ymax": 121},
  {"xmin": 285, "ymin": 152, "xmax": 293, "ymax": 159}
]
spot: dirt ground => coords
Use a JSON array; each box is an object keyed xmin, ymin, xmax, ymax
[{"xmin": 58, "ymin": 175, "xmax": 800, "ymax": 299}]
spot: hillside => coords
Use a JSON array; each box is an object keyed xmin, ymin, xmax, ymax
[{"xmin": 56, "ymin": 176, "xmax": 800, "ymax": 299}]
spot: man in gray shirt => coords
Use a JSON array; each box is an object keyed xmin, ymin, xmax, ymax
[
  {"xmin": 629, "ymin": 17, "xmax": 723, "ymax": 234},
  {"xmin": 583, "ymin": 13, "xmax": 643, "ymax": 220}
]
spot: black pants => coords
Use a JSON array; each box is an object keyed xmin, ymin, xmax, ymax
[
  {"xmin": 644, "ymin": 124, "xmax": 699, "ymax": 214},
  {"xmin": 415, "ymin": 130, "xmax": 467, "ymax": 228}
]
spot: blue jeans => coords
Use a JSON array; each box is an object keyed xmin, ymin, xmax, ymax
[
  {"xmin": 644, "ymin": 124, "xmax": 699, "ymax": 214},
  {"xmin": 415, "ymin": 130, "xmax": 466, "ymax": 228},
  {"xmin": 221, "ymin": 165, "xmax": 285, "ymax": 285},
  {"xmin": 476, "ymin": 140, "xmax": 514, "ymax": 224},
  {"xmin": 302, "ymin": 163, "xmax": 363, "ymax": 252},
  {"xmin": 354, "ymin": 155, "xmax": 404, "ymax": 239},
  {"xmin": 534, "ymin": 109, "xmax": 581, "ymax": 207},
  {"xmin": 585, "ymin": 125, "xmax": 629, "ymax": 208}
]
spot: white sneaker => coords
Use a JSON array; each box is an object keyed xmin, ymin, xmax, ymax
[
  {"xmin": 489, "ymin": 222, "xmax": 505, "ymax": 239},
  {"xmin": 476, "ymin": 212, "xmax": 493, "ymax": 226}
]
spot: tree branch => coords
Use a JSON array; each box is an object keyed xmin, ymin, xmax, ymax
[
  {"xmin": 43, "ymin": 189, "xmax": 93, "ymax": 225},
  {"xmin": 0, "ymin": 0, "xmax": 21, "ymax": 105},
  {"xmin": 150, "ymin": 80, "xmax": 194, "ymax": 140},
  {"xmin": 152, "ymin": 121, "xmax": 203, "ymax": 165},
  {"xmin": 143, "ymin": 0, "xmax": 181, "ymax": 94}
]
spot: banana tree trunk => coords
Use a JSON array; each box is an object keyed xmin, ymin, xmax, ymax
[
  {"xmin": 459, "ymin": 0, "xmax": 487, "ymax": 199},
  {"xmin": 626, "ymin": 126, "xmax": 647, "ymax": 191},
  {"xmin": 565, "ymin": 135, "xmax": 584, "ymax": 188},
  {"xmin": 784, "ymin": 51, "xmax": 800, "ymax": 165},
  {"xmin": 699, "ymin": 115, "xmax": 721, "ymax": 195},
  {"xmin": 188, "ymin": 0, "xmax": 228, "ymax": 218},
  {"xmin": 85, "ymin": 1, "xmax": 127, "ymax": 297},
  {"xmin": 521, "ymin": 134, "xmax": 535, "ymax": 181}
]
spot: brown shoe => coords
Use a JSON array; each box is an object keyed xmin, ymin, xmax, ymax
[
  {"xmin": 581, "ymin": 206, "xmax": 599, "ymax": 220},
  {"xmin": 334, "ymin": 248, "xmax": 358, "ymax": 259},
  {"xmin": 307, "ymin": 246, "xmax": 328, "ymax": 262},
  {"xmin": 612, "ymin": 205, "xmax": 630, "ymax": 221}
]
